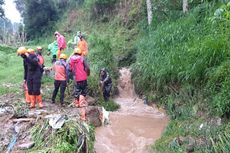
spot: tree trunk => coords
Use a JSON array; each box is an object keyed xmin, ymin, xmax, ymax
[
  {"xmin": 146, "ymin": 0, "xmax": 153, "ymax": 25},
  {"xmin": 183, "ymin": 0, "xmax": 188, "ymax": 13}
]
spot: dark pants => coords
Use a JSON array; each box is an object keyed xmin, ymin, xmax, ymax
[
  {"xmin": 52, "ymin": 80, "xmax": 67, "ymax": 103},
  {"xmin": 103, "ymin": 83, "xmax": 112, "ymax": 101},
  {"xmin": 74, "ymin": 80, "xmax": 87, "ymax": 100},
  {"xmin": 27, "ymin": 71, "xmax": 42, "ymax": 95}
]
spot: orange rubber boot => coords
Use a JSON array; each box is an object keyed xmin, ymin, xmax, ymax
[
  {"xmin": 37, "ymin": 95, "xmax": 43, "ymax": 108},
  {"xmin": 30, "ymin": 95, "xmax": 36, "ymax": 108},
  {"xmin": 25, "ymin": 91, "xmax": 31, "ymax": 104},
  {"xmin": 80, "ymin": 107, "xmax": 86, "ymax": 121},
  {"xmin": 75, "ymin": 98, "xmax": 79, "ymax": 107},
  {"xmin": 79, "ymin": 95, "xmax": 87, "ymax": 107}
]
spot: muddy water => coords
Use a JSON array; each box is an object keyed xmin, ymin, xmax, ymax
[{"xmin": 95, "ymin": 68, "xmax": 168, "ymax": 153}]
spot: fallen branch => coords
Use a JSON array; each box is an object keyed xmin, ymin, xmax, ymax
[{"xmin": 12, "ymin": 118, "xmax": 35, "ymax": 123}]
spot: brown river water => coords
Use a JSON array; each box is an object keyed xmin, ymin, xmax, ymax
[{"xmin": 95, "ymin": 68, "xmax": 168, "ymax": 153}]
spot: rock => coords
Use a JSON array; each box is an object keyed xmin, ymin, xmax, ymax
[
  {"xmin": 86, "ymin": 106, "xmax": 102, "ymax": 127},
  {"xmin": 186, "ymin": 137, "xmax": 196, "ymax": 153},
  {"xmin": 27, "ymin": 109, "xmax": 48, "ymax": 118},
  {"xmin": 18, "ymin": 142, "xmax": 35, "ymax": 150},
  {"xmin": 86, "ymin": 96, "xmax": 97, "ymax": 106},
  {"xmin": 45, "ymin": 114, "xmax": 67, "ymax": 129}
]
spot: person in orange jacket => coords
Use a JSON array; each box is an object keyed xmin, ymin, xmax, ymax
[
  {"xmin": 54, "ymin": 31, "xmax": 67, "ymax": 59},
  {"xmin": 25, "ymin": 48, "xmax": 43, "ymax": 108},
  {"xmin": 17, "ymin": 47, "xmax": 30, "ymax": 104},
  {"xmin": 51, "ymin": 53, "xmax": 68, "ymax": 106},
  {"xmin": 77, "ymin": 35, "xmax": 88, "ymax": 56}
]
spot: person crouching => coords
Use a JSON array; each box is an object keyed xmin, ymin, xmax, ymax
[{"xmin": 51, "ymin": 53, "xmax": 68, "ymax": 106}]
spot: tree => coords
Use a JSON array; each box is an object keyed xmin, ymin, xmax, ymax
[
  {"xmin": 17, "ymin": 0, "xmax": 58, "ymax": 39},
  {"xmin": 183, "ymin": 0, "xmax": 188, "ymax": 13},
  {"xmin": 14, "ymin": 0, "xmax": 25, "ymax": 15},
  {"xmin": 146, "ymin": 0, "xmax": 153, "ymax": 25},
  {"xmin": 0, "ymin": 0, "xmax": 4, "ymax": 18}
]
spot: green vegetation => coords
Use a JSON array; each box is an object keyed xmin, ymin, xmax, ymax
[
  {"xmin": 97, "ymin": 99, "xmax": 120, "ymax": 111},
  {"xmin": 1, "ymin": 0, "xmax": 230, "ymax": 152},
  {"xmin": 132, "ymin": 1, "xmax": 230, "ymax": 152},
  {"xmin": 27, "ymin": 120, "xmax": 95, "ymax": 153}
]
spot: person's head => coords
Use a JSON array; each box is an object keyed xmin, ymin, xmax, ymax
[
  {"xmin": 60, "ymin": 53, "xmax": 68, "ymax": 61},
  {"xmin": 77, "ymin": 31, "xmax": 81, "ymax": 37},
  {"xmin": 73, "ymin": 47, "xmax": 82, "ymax": 55},
  {"xmin": 79, "ymin": 35, "xmax": 83, "ymax": 40},
  {"xmin": 54, "ymin": 31, "xmax": 59, "ymax": 39},
  {"xmin": 27, "ymin": 48, "xmax": 35, "ymax": 54},
  {"xmin": 36, "ymin": 46, "xmax": 42, "ymax": 54},
  {"xmin": 100, "ymin": 68, "xmax": 106, "ymax": 76}
]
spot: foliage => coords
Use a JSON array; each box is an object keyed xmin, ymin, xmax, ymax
[
  {"xmin": 84, "ymin": 0, "xmax": 117, "ymax": 16},
  {"xmin": 97, "ymin": 98, "xmax": 120, "ymax": 111},
  {"xmin": 132, "ymin": 2, "xmax": 230, "ymax": 117},
  {"xmin": 27, "ymin": 120, "xmax": 95, "ymax": 153},
  {"xmin": 154, "ymin": 118, "xmax": 230, "ymax": 153},
  {"xmin": 23, "ymin": 0, "xmax": 58, "ymax": 39},
  {"xmin": 0, "ymin": 0, "xmax": 4, "ymax": 18},
  {"xmin": 87, "ymin": 34, "xmax": 118, "ymax": 96}
]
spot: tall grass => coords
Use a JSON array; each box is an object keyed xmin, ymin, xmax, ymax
[{"xmin": 132, "ymin": 3, "xmax": 230, "ymax": 116}]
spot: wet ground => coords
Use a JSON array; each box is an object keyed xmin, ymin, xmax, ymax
[{"xmin": 95, "ymin": 68, "xmax": 169, "ymax": 153}]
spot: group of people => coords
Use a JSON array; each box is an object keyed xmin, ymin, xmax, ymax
[{"xmin": 17, "ymin": 31, "xmax": 112, "ymax": 118}]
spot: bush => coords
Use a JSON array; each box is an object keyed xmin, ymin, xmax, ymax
[{"xmin": 132, "ymin": 3, "xmax": 230, "ymax": 116}]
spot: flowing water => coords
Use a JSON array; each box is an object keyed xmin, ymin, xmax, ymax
[{"xmin": 95, "ymin": 68, "xmax": 168, "ymax": 153}]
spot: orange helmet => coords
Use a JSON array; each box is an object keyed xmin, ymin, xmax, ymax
[
  {"xmin": 17, "ymin": 47, "xmax": 27, "ymax": 55},
  {"xmin": 27, "ymin": 48, "xmax": 35, "ymax": 53},
  {"xmin": 60, "ymin": 53, "xmax": 68, "ymax": 60},
  {"xmin": 74, "ymin": 47, "xmax": 82, "ymax": 55}
]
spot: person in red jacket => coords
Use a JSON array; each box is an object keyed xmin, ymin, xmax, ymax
[
  {"xmin": 51, "ymin": 53, "xmax": 68, "ymax": 106},
  {"xmin": 54, "ymin": 31, "xmax": 67, "ymax": 59},
  {"xmin": 25, "ymin": 48, "xmax": 43, "ymax": 108},
  {"xmin": 69, "ymin": 48, "xmax": 90, "ymax": 108},
  {"xmin": 17, "ymin": 47, "xmax": 30, "ymax": 104}
]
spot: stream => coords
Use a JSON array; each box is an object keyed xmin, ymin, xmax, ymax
[{"xmin": 95, "ymin": 68, "xmax": 168, "ymax": 153}]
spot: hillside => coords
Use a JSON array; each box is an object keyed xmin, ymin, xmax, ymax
[{"xmin": 0, "ymin": 0, "xmax": 230, "ymax": 153}]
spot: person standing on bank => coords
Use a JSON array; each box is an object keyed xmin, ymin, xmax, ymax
[
  {"xmin": 51, "ymin": 53, "xmax": 68, "ymax": 106},
  {"xmin": 25, "ymin": 48, "xmax": 43, "ymax": 108},
  {"xmin": 69, "ymin": 48, "xmax": 90, "ymax": 107}
]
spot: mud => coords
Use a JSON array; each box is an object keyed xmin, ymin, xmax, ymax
[{"xmin": 95, "ymin": 68, "xmax": 169, "ymax": 153}]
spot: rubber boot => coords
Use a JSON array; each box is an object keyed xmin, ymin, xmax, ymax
[
  {"xmin": 36, "ymin": 95, "xmax": 43, "ymax": 108},
  {"xmin": 30, "ymin": 95, "xmax": 36, "ymax": 108},
  {"xmin": 79, "ymin": 95, "xmax": 87, "ymax": 107},
  {"xmin": 75, "ymin": 98, "xmax": 80, "ymax": 107},
  {"xmin": 80, "ymin": 107, "xmax": 86, "ymax": 121},
  {"xmin": 23, "ymin": 82, "xmax": 30, "ymax": 104},
  {"xmin": 25, "ymin": 91, "xmax": 31, "ymax": 104}
]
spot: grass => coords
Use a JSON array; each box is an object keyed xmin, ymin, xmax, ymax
[
  {"xmin": 131, "ymin": 1, "xmax": 230, "ymax": 153},
  {"xmin": 97, "ymin": 98, "xmax": 120, "ymax": 111}
]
